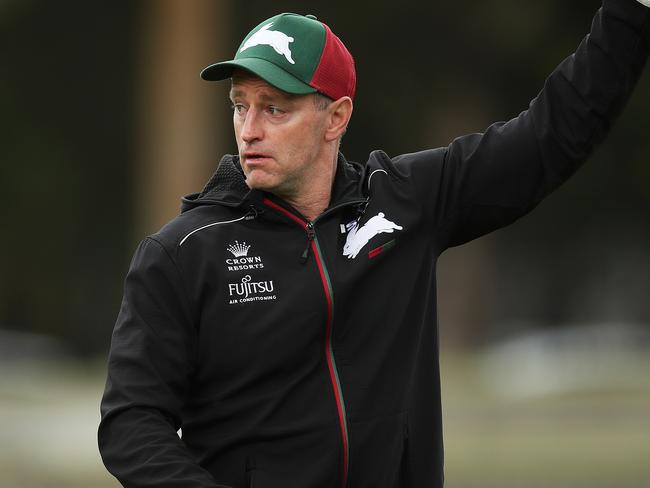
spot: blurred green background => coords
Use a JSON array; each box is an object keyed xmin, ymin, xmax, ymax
[{"xmin": 1, "ymin": 0, "xmax": 649, "ymax": 487}]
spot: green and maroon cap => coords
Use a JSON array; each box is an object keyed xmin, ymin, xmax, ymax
[{"xmin": 200, "ymin": 13, "xmax": 356, "ymax": 100}]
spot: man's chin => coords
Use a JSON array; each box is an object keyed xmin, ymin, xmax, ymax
[
  {"xmin": 245, "ymin": 175, "xmax": 296, "ymax": 200},
  {"xmin": 244, "ymin": 174, "xmax": 276, "ymax": 192}
]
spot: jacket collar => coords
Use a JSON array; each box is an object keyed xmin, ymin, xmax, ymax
[{"xmin": 181, "ymin": 153, "xmax": 365, "ymax": 213}]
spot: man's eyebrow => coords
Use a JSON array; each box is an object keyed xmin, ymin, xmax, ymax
[
  {"xmin": 229, "ymin": 88, "xmax": 245, "ymax": 100},
  {"xmin": 229, "ymin": 87, "xmax": 297, "ymax": 104}
]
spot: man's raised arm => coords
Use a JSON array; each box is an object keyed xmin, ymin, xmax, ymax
[{"xmin": 397, "ymin": 0, "xmax": 650, "ymax": 248}]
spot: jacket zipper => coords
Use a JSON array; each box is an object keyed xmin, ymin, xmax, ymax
[{"xmin": 262, "ymin": 197, "xmax": 356, "ymax": 488}]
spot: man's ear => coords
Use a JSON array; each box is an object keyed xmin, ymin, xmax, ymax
[{"xmin": 324, "ymin": 97, "xmax": 353, "ymax": 142}]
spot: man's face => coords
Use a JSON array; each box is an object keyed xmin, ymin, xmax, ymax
[{"xmin": 229, "ymin": 72, "xmax": 329, "ymax": 198}]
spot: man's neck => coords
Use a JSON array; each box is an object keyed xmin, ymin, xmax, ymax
[
  {"xmin": 280, "ymin": 152, "xmax": 338, "ymax": 221},
  {"xmin": 284, "ymin": 186, "xmax": 332, "ymax": 222}
]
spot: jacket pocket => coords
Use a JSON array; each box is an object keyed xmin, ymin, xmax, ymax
[
  {"xmin": 245, "ymin": 467, "xmax": 285, "ymax": 488},
  {"xmin": 245, "ymin": 457, "xmax": 256, "ymax": 488},
  {"xmin": 247, "ymin": 469, "xmax": 256, "ymax": 488},
  {"xmin": 243, "ymin": 427, "xmax": 341, "ymax": 487},
  {"xmin": 395, "ymin": 426, "xmax": 410, "ymax": 488},
  {"xmin": 347, "ymin": 410, "xmax": 409, "ymax": 488}
]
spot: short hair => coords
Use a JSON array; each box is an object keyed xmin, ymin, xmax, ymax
[
  {"xmin": 312, "ymin": 93, "xmax": 347, "ymax": 141},
  {"xmin": 313, "ymin": 92, "xmax": 333, "ymax": 111}
]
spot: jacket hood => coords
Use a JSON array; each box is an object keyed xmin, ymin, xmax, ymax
[
  {"xmin": 181, "ymin": 155, "xmax": 251, "ymax": 212},
  {"xmin": 181, "ymin": 153, "xmax": 366, "ymax": 213}
]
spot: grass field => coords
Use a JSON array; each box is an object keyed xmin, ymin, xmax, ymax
[
  {"xmin": 441, "ymin": 349, "xmax": 650, "ymax": 488},
  {"xmin": 1, "ymin": 348, "xmax": 648, "ymax": 487}
]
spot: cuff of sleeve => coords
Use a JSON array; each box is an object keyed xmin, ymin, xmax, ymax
[{"xmin": 637, "ymin": 0, "xmax": 650, "ymax": 7}]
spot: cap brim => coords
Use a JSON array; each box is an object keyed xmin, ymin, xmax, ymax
[{"xmin": 200, "ymin": 57, "xmax": 317, "ymax": 95}]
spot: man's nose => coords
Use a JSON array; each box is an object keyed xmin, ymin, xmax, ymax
[{"xmin": 240, "ymin": 109, "xmax": 263, "ymax": 143}]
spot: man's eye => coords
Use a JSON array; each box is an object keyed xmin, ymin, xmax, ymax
[
  {"xmin": 267, "ymin": 106, "xmax": 285, "ymax": 116},
  {"xmin": 231, "ymin": 104, "xmax": 246, "ymax": 115}
]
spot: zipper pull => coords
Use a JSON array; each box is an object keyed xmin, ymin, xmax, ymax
[
  {"xmin": 245, "ymin": 205, "xmax": 259, "ymax": 220},
  {"xmin": 301, "ymin": 221, "xmax": 315, "ymax": 262}
]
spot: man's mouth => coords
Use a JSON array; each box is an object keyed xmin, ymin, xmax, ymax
[{"xmin": 243, "ymin": 152, "xmax": 271, "ymax": 164}]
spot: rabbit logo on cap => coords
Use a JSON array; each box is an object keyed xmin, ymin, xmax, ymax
[{"xmin": 239, "ymin": 22, "xmax": 296, "ymax": 64}]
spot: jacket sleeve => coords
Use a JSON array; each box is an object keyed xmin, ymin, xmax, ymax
[
  {"xmin": 398, "ymin": 0, "xmax": 650, "ymax": 249},
  {"xmin": 98, "ymin": 237, "xmax": 230, "ymax": 488}
]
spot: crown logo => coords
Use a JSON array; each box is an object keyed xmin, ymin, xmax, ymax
[{"xmin": 227, "ymin": 240, "xmax": 251, "ymax": 257}]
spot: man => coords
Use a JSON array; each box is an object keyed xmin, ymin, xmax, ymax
[{"xmin": 99, "ymin": 3, "xmax": 650, "ymax": 487}]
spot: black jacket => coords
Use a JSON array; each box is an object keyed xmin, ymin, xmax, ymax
[{"xmin": 99, "ymin": 2, "xmax": 650, "ymax": 487}]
